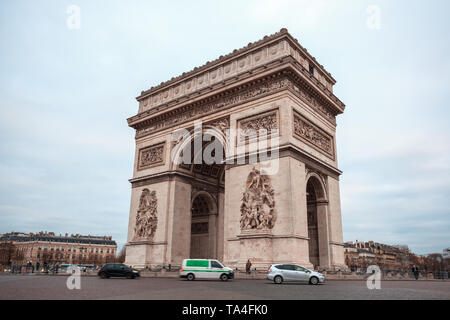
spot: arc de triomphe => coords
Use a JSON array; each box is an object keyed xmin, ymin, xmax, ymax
[{"xmin": 125, "ymin": 29, "xmax": 346, "ymax": 270}]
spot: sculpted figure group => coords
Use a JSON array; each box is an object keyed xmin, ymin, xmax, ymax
[
  {"xmin": 134, "ymin": 189, "xmax": 158, "ymax": 240},
  {"xmin": 240, "ymin": 168, "xmax": 276, "ymax": 230}
]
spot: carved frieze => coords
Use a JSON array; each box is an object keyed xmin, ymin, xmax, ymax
[
  {"xmin": 134, "ymin": 189, "xmax": 158, "ymax": 240},
  {"xmin": 240, "ymin": 167, "xmax": 276, "ymax": 230},
  {"xmin": 291, "ymin": 82, "xmax": 334, "ymax": 121},
  {"xmin": 133, "ymin": 71, "xmax": 339, "ymax": 139},
  {"xmin": 137, "ymin": 142, "xmax": 165, "ymax": 170},
  {"xmin": 293, "ymin": 112, "xmax": 334, "ymax": 159},
  {"xmin": 135, "ymin": 76, "xmax": 291, "ymax": 138},
  {"xmin": 237, "ymin": 110, "xmax": 279, "ymax": 142}
]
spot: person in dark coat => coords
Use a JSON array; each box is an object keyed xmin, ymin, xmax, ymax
[{"xmin": 411, "ymin": 265, "xmax": 419, "ymax": 280}]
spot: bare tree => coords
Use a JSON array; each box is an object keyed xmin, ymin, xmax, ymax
[
  {"xmin": 115, "ymin": 247, "xmax": 126, "ymax": 263},
  {"xmin": 0, "ymin": 242, "xmax": 17, "ymax": 265},
  {"xmin": 425, "ymin": 254, "xmax": 445, "ymax": 272}
]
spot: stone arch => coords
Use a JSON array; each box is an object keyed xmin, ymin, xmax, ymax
[
  {"xmin": 170, "ymin": 126, "xmax": 227, "ymax": 184},
  {"xmin": 305, "ymin": 172, "xmax": 328, "ymax": 202},
  {"xmin": 305, "ymin": 172, "xmax": 330, "ymax": 269}
]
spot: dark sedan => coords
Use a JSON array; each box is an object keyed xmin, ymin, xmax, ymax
[{"xmin": 98, "ymin": 263, "xmax": 140, "ymax": 279}]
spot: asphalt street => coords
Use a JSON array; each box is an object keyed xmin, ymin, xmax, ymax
[{"xmin": 0, "ymin": 274, "xmax": 449, "ymax": 300}]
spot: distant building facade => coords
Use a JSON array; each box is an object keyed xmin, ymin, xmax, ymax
[
  {"xmin": 344, "ymin": 240, "xmax": 411, "ymax": 271},
  {"xmin": 0, "ymin": 231, "xmax": 117, "ymax": 266},
  {"xmin": 344, "ymin": 241, "xmax": 449, "ymax": 273}
]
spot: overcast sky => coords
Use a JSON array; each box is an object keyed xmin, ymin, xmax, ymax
[{"xmin": 0, "ymin": 0, "xmax": 449, "ymax": 254}]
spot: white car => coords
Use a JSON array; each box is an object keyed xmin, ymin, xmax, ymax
[
  {"xmin": 267, "ymin": 264, "xmax": 325, "ymax": 285},
  {"xmin": 180, "ymin": 259, "xmax": 234, "ymax": 281}
]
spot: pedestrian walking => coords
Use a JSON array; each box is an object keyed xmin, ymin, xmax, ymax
[
  {"xmin": 411, "ymin": 265, "xmax": 419, "ymax": 280},
  {"xmin": 246, "ymin": 259, "xmax": 252, "ymax": 275}
]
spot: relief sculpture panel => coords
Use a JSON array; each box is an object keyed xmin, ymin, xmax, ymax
[
  {"xmin": 240, "ymin": 168, "xmax": 276, "ymax": 230},
  {"xmin": 293, "ymin": 112, "xmax": 334, "ymax": 159},
  {"xmin": 134, "ymin": 189, "xmax": 158, "ymax": 240},
  {"xmin": 137, "ymin": 142, "xmax": 165, "ymax": 170},
  {"xmin": 238, "ymin": 110, "xmax": 279, "ymax": 142}
]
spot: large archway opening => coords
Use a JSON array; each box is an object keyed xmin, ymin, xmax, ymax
[
  {"xmin": 174, "ymin": 128, "xmax": 226, "ymax": 260},
  {"xmin": 173, "ymin": 128, "xmax": 227, "ymax": 185}
]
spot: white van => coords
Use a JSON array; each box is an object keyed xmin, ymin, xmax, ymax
[{"xmin": 179, "ymin": 259, "xmax": 234, "ymax": 281}]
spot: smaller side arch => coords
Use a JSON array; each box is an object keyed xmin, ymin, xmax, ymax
[
  {"xmin": 305, "ymin": 172, "xmax": 328, "ymax": 202},
  {"xmin": 305, "ymin": 171, "xmax": 330, "ymax": 270}
]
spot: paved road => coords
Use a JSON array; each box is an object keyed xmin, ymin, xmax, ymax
[{"xmin": 0, "ymin": 274, "xmax": 449, "ymax": 300}]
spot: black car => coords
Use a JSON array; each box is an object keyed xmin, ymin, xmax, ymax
[{"xmin": 98, "ymin": 263, "xmax": 140, "ymax": 279}]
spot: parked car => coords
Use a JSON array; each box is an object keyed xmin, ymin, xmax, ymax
[
  {"xmin": 98, "ymin": 263, "xmax": 140, "ymax": 279},
  {"xmin": 267, "ymin": 264, "xmax": 325, "ymax": 285},
  {"xmin": 180, "ymin": 259, "xmax": 234, "ymax": 281}
]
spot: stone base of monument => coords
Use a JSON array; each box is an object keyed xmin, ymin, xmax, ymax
[
  {"xmin": 226, "ymin": 231, "xmax": 314, "ymax": 271},
  {"xmin": 125, "ymin": 240, "xmax": 166, "ymax": 269}
]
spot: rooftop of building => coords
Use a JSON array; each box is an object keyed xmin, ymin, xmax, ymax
[
  {"xmin": 0, "ymin": 231, "xmax": 117, "ymax": 246},
  {"xmin": 357, "ymin": 248, "xmax": 374, "ymax": 254}
]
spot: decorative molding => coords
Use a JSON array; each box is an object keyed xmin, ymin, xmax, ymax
[
  {"xmin": 289, "ymin": 80, "xmax": 334, "ymax": 122},
  {"xmin": 240, "ymin": 167, "xmax": 276, "ymax": 231},
  {"xmin": 134, "ymin": 74, "xmax": 291, "ymax": 138},
  {"xmin": 237, "ymin": 109, "xmax": 279, "ymax": 143},
  {"xmin": 137, "ymin": 142, "xmax": 165, "ymax": 170},
  {"xmin": 134, "ymin": 189, "xmax": 158, "ymax": 240},
  {"xmin": 293, "ymin": 111, "xmax": 334, "ymax": 159},
  {"xmin": 131, "ymin": 68, "xmax": 340, "ymax": 140},
  {"xmin": 130, "ymin": 171, "xmax": 226, "ymax": 191},
  {"xmin": 206, "ymin": 117, "xmax": 230, "ymax": 136}
]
